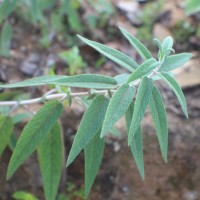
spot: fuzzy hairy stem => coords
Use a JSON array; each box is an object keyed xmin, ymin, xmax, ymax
[{"xmin": 0, "ymin": 90, "xmax": 116, "ymax": 106}]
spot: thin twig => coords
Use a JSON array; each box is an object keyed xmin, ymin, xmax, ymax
[{"xmin": 0, "ymin": 90, "xmax": 115, "ymax": 106}]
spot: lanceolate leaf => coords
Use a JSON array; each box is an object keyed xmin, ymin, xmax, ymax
[
  {"xmin": 0, "ymin": 75, "xmax": 67, "ymax": 88},
  {"xmin": 0, "ymin": 115, "xmax": 14, "ymax": 156},
  {"xmin": 162, "ymin": 36, "xmax": 173, "ymax": 54},
  {"xmin": 84, "ymin": 132, "xmax": 105, "ymax": 197},
  {"xmin": 51, "ymin": 74, "xmax": 118, "ymax": 89},
  {"xmin": 127, "ymin": 58, "xmax": 159, "ymax": 83},
  {"xmin": 0, "ymin": 74, "xmax": 117, "ymax": 89},
  {"xmin": 125, "ymin": 102, "xmax": 144, "ymax": 179},
  {"xmin": 78, "ymin": 35, "xmax": 138, "ymax": 72},
  {"xmin": 67, "ymin": 95, "xmax": 109, "ymax": 167},
  {"xmin": 101, "ymin": 83, "xmax": 135, "ymax": 137},
  {"xmin": 119, "ymin": 27, "xmax": 152, "ymax": 60},
  {"xmin": 37, "ymin": 122, "xmax": 63, "ymax": 200},
  {"xmin": 7, "ymin": 100, "xmax": 63, "ymax": 179},
  {"xmin": 0, "ymin": 22, "xmax": 12, "ymax": 57},
  {"xmin": 114, "ymin": 74, "xmax": 131, "ymax": 84},
  {"xmin": 149, "ymin": 86, "xmax": 168, "ymax": 162},
  {"xmin": 128, "ymin": 77, "xmax": 153, "ymax": 145},
  {"xmin": 159, "ymin": 72, "xmax": 188, "ymax": 118},
  {"xmin": 159, "ymin": 53, "xmax": 193, "ymax": 72}
]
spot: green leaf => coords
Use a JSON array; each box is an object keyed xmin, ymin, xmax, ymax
[
  {"xmin": 12, "ymin": 113, "xmax": 31, "ymax": 124},
  {"xmin": 78, "ymin": 35, "xmax": 138, "ymax": 72},
  {"xmin": 149, "ymin": 85, "xmax": 168, "ymax": 162},
  {"xmin": 37, "ymin": 122, "xmax": 63, "ymax": 200},
  {"xmin": 7, "ymin": 100, "xmax": 63, "ymax": 179},
  {"xmin": 50, "ymin": 74, "xmax": 118, "ymax": 89},
  {"xmin": 30, "ymin": 0, "xmax": 41, "ymax": 24},
  {"xmin": 125, "ymin": 102, "xmax": 144, "ymax": 179},
  {"xmin": 162, "ymin": 36, "xmax": 173, "ymax": 54},
  {"xmin": 0, "ymin": 75, "xmax": 67, "ymax": 88},
  {"xmin": 159, "ymin": 53, "xmax": 193, "ymax": 72},
  {"xmin": 0, "ymin": 74, "xmax": 117, "ymax": 89},
  {"xmin": 114, "ymin": 74, "xmax": 131, "ymax": 84},
  {"xmin": 12, "ymin": 191, "xmax": 38, "ymax": 200},
  {"xmin": 84, "ymin": 132, "xmax": 105, "ymax": 197},
  {"xmin": 186, "ymin": 0, "xmax": 200, "ymax": 15},
  {"xmin": 119, "ymin": 27, "xmax": 152, "ymax": 60},
  {"xmin": 8, "ymin": 132, "xmax": 17, "ymax": 151},
  {"xmin": 128, "ymin": 77, "xmax": 153, "ymax": 145},
  {"xmin": 101, "ymin": 83, "xmax": 135, "ymax": 137},
  {"xmin": 62, "ymin": 0, "xmax": 83, "ymax": 32},
  {"xmin": 67, "ymin": 95, "xmax": 109, "ymax": 167},
  {"xmin": 0, "ymin": 115, "xmax": 14, "ymax": 156},
  {"xmin": 159, "ymin": 72, "xmax": 188, "ymax": 118},
  {"xmin": 127, "ymin": 58, "xmax": 159, "ymax": 83},
  {"xmin": 0, "ymin": 22, "xmax": 12, "ymax": 57},
  {"xmin": 0, "ymin": 0, "xmax": 17, "ymax": 24}
]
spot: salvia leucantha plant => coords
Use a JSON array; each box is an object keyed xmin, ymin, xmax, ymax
[{"xmin": 0, "ymin": 27, "xmax": 192, "ymax": 200}]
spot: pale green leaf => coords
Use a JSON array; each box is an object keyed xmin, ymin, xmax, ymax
[
  {"xmin": 0, "ymin": 0, "xmax": 17, "ymax": 24},
  {"xmin": 7, "ymin": 100, "xmax": 63, "ymax": 179},
  {"xmin": 119, "ymin": 27, "xmax": 152, "ymax": 60},
  {"xmin": 128, "ymin": 77, "xmax": 153, "ymax": 145},
  {"xmin": 67, "ymin": 95, "xmax": 109, "ymax": 167},
  {"xmin": 0, "ymin": 22, "xmax": 12, "ymax": 57},
  {"xmin": 0, "ymin": 75, "xmax": 67, "ymax": 88},
  {"xmin": 149, "ymin": 85, "xmax": 168, "ymax": 162},
  {"xmin": 0, "ymin": 74, "xmax": 117, "ymax": 89},
  {"xmin": 0, "ymin": 115, "xmax": 14, "ymax": 156},
  {"xmin": 37, "ymin": 122, "xmax": 63, "ymax": 200},
  {"xmin": 127, "ymin": 58, "xmax": 159, "ymax": 83},
  {"xmin": 159, "ymin": 53, "xmax": 193, "ymax": 72},
  {"xmin": 101, "ymin": 83, "xmax": 135, "ymax": 137},
  {"xmin": 162, "ymin": 36, "xmax": 173, "ymax": 54},
  {"xmin": 12, "ymin": 113, "xmax": 31, "ymax": 124},
  {"xmin": 78, "ymin": 35, "xmax": 138, "ymax": 72},
  {"xmin": 186, "ymin": 0, "xmax": 200, "ymax": 15},
  {"xmin": 125, "ymin": 102, "xmax": 144, "ymax": 179},
  {"xmin": 84, "ymin": 132, "xmax": 105, "ymax": 197},
  {"xmin": 50, "ymin": 74, "xmax": 118, "ymax": 89},
  {"xmin": 114, "ymin": 74, "xmax": 131, "ymax": 84},
  {"xmin": 159, "ymin": 72, "xmax": 188, "ymax": 118},
  {"xmin": 12, "ymin": 191, "xmax": 38, "ymax": 200}
]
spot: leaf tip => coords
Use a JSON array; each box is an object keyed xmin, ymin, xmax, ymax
[
  {"xmin": 66, "ymin": 159, "xmax": 71, "ymax": 167},
  {"xmin": 141, "ymin": 174, "xmax": 145, "ymax": 181},
  {"xmin": 6, "ymin": 170, "xmax": 12, "ymax": 181}
]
